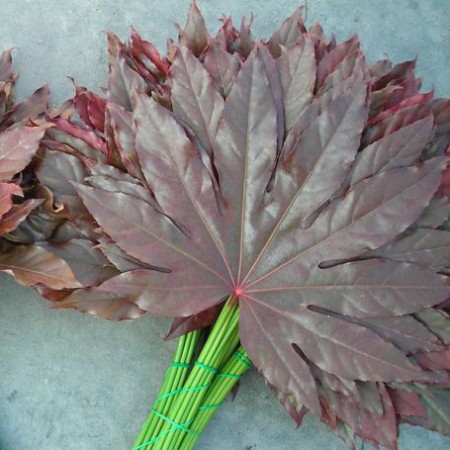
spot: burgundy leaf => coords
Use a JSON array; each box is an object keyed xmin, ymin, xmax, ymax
[
  {"xmin": 277, "ymin": 39, "xmax": 316, "ymax": 130},
  {"xmin": 267, "ymin": 7, "xmax": 306, "ymax": 58},
  {"xmin": 129, "ymin": 27, "xmax": 170, "ymax": 76},
  {"xmin": 353, "ymin": 315, "xmax": 442, "ymax": 354},
  {"xmin": 32, "ymin": 8, "xmax": 450, "ymax": 449},
  {"xmin": 416, "ymin": 309, "xmax": 450, "ymax": 344},
  {"xmin": 170, "ymin": 45, "xmax": 224, "ymax": 185},
  {"xmin": 351, "ymin": 114, "xmax": 434, "ymax": 185},
  {"xmin": 97, "ymin": 240, "xmax": 155, "ymax": 272},
  {"xmin": 203, "ymin": 41, "xmax": 241, "ymax": 97},
  {"xmin": 40, "ymin": 239, "xmax": 119, "ymax": 287},
  {"xmin": 403, "ymin": 386, "xmax": 450, "ymax": 435},
  {"xmin": 50, "ymin": 117, "xmax": 107, "ymax": 155},
  {"xmin": 389, "ymin": 388, "xmax": 427, "ymax": 418},
  {"xmin": 176, "ymin": 1, "xmax": 209, "ymax": 57},
  {"xmin": 165, "ymin": 304, "xmax": 222, "ymax": 340},
  {"xmin": 0, "ymin": 125, "xmax": 48, "ymax": 181},
  {"xmin": 0, "ymin": 244, "xmax": 80, "ymax": 289},
  {"xmin": 107, "ymin": 32, "xmax": 146, "ymax": 110},
  {"xmin": 74, "ymin": 85, "xmax": 106, "ymax": 132},
  {"xmin": 416, "ymin": 198, "xmax": 450, "ymax": 228},
  {"xmin": 0, "ymin": 182, "xmax": 22, "ymax": 219},
  {"xmin": 414, "ymin": 348, "xmax": 450, "ymax": 371},
  {"xmin": 369, "ymin": 228, "xmax": 450, "ymax": 271},
  {"xmin": 0, "ymin": 199, "xmax": 44, "ymax": 235},
  {"xmin": 106, "ymin": 102, "xmax": 143, "ymax": 179},
  {"xmin": 316, "ymin": 35, "xmax": 360, "ymax": 90},
  {"xmin": 0, "ymin": 85, "xmax": 50, "ymax": 130},
  {"xmin": 51, "ymin": 279, "xmax": 148, "ymax": 320}
]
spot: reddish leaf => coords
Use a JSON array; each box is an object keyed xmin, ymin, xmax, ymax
[
  {"xmin": 369, "ymin": 228, "xmax": 450, "ymax": 272},
  {"xmin": 0, "ymin": 198, "xmax": 44, "ymax": 234},
  {"xmin": 0, "ymin": 245, "xmax": 80, "ymax": 289},
  {"xmin": 416, "ymin": 309, "xmax": 450, "ymax": 344},
  {"xmin": 389, "ymin": 388, "xmax": 427, "ymax": 417},
  {"xmin": 402, "ymin": 385, "xmax": 450, "ymax": 435},
  {"xmin": 0, "ymin": 125, "xmax": 48, "ymax": 181},
  {"xmin": 0, "ymin": 182, "xmax": 22, "ymax": 219},
  {"xmin": 203, "ymin": 41, "xmax": 241, "ymax": 97},
  {"xmin": 165, "ymin": 304, "xmax": 222, "ymax": 340},
  {"xmin": 414, "ymin": 348, "xmax": 450, "ymax": 371},
  {"xmin": 50, "ymin": 117, "xmax": 107, "ymax": 156},
  {"xmin": 0, "ymin": 85, "xmax": 50, "ymax": 130},
  {"xmin": 106, "ymin": 103, "xmax": 143, "ymax": 179},
  {"xmin": 51, "ymin": 275, "xmax": 147, "ymax": 320},
  {"xmin": 107, "ymin": 32, "xmax": 146, "ymax": 110},
  {"xmin": 351, "ymin": 115, "xmax": 434, "ymax": 185},
  {"xmin": 277, "ymin": 39, "xmax": 316, "ymax": 130},
  {"xmin": 170, "ymin": 45, "xmax": 224, "ymax": 186},
  {"xmin": 416, "ymin": 198, "xmax": 450, "ymax": 228},
  {"xmin": 27, "ymin": 8, "xmax": 450, "ymax": 449},
  {"xmin": 316, "ymin": 35, "xmax": 360, "ymax": 90},
  {"xmin": 40, "ymin": 239, "xmax": 119, "ymax": 287},
  {"xmin": 268, "ymin": 7, "xmax": 306, "ymax": 58},
  {"xmin": 176, "ymin": 1, "xmax": 209, "ymax": 57},
  {"xmin": 72, "ymin": 81, "xmax": 106, "ymax": 132}
]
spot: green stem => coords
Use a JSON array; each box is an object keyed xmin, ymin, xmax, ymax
[
  {"xmin": 181, "ymin": 345, "xmax": 252, "ymax": 450},
  {"xmin": 133, "ymin": 330, "xmax": 201, "ymax": 449},
  {"xmin": 135, "ymin": 297, "xmax": 238, "ymax": 450}
]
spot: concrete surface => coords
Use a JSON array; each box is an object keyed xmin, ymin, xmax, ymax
[{"xmin": 0, "ymin": 1, "xmax": 449, "ymax": 449}]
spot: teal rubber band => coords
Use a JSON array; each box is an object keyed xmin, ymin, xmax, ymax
[
  {"xmin": 133, "ymin": 426, "xmax": 178, "ymax": 448},
  {"xmin": 170, "ymin": 362, "xmax": 190, "ymax": 369},
  {"xmin": 195, "ymin": 361, "xmax": 218, "ymax": 374},
  {"xmin": 218, "ymin": 372, "xmax": 242, "ymax": 379},
  {"xmin": 233, "ymin": 351, "xmax": 252, "ymax": 368},
  {"xmin": 133, "ymin": 417, "xmax": 196, "ymax": 449},
  {"xmin": 199, "ymin": 402, "xmax": 223, "ymax": 411},
  {"xmin": 151, "ymin": 409, "xmax": 198, "ymax": 435},
  {"xmin": 154, "ymin": 384, "xmax": 211, "ymax": 403}
]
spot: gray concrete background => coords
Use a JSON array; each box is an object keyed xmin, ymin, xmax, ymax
[{"xmin": 0, "ymin": 1, "xmax": 449, "ymax": 449}]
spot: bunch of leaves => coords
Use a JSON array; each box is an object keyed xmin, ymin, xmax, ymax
[
  {"xmin": 5, "ymin": 3, "xmax": 450, "ymax": 449},
  {"xmin": 0, "ymin": 49, "xmax": 78, "ymax": 290}
]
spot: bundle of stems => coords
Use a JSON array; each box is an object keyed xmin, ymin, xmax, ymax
[{"xmin": 133, "ymin": 297, "xmax": 252, "ymax": 450}]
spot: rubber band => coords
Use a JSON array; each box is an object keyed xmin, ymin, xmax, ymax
[
  {"xmin": 133, "ymin": 416, "xmax": 196, "ymax": 449},
  {"xmin": 233, "ymin": 351, "xmax": 252, "ymax": 368},
  {"xmin": 170, "ymin": 362, "xmax": 190, "ymax": 369},
  {"xmin": 199, "ymin": 402, "xmax": 223, "ymax": 411},
  {"xmin": 218, "ymin": 372, "xmax": 242, "ymax": 379},
  {"xmin": 195, "ymin": 361, "xmax": 218, "ymax": 374},
  {"xmin": 151, "ymin": 409, "xmax": 198, "ymax": 435},
  {"xmin": 154, "ymin": 384, "xmax": 211, "ymax": 403}
]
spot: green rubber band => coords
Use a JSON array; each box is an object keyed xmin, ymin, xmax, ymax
[
  {"xmin": 233, "ymin": 351, "xmax": 252, "ymax": 368},
  {"xmin": 133, "ymin": 426, "xmax": 178, "ymax": 448},
  {"xmin": 151, "ymin": 409, "xmax": 198, "ymax": 435},
  {"xmin": 170, "ymin": 362, "xmax": 191, "ymax": 369},
  {"xmin": 195, "ymin": 361, "xmax": 218, "ymax": 374},
  {"xmin": 199, "ymin": 402, "xmax": 223, "ymax": 411},
  {"xmin": 133, "ymin": 417, "xmax": 196, "ymax": 449},
  {"xmin": 218, "ymin": 372, "xmax": 242, "ymax": 379},
  {"xmin": 154, "ymin": 384, "xmax": 211, "ymax": 403}
]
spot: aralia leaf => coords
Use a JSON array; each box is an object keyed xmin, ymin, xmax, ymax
[
  {"xmin": 28, "ymin": 8, "xmax": 450, "ymax": 449},
  {"xmin": 0, "ymin": 245, "xmax": 80, "ymax": 289},
  {"xmin": 0, "ymin": 182, "xmax": 22, "ymax": 219},
  {"xmin": 0, "ymin": 125, "xmax": 48, "ymax": 181}
]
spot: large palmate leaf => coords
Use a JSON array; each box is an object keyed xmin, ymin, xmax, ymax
[{"xmin": 20, "ymin": 5, "xmax": 450, "ymax": 449}]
